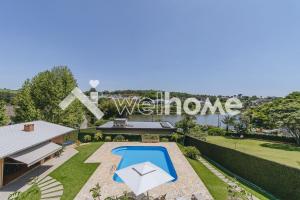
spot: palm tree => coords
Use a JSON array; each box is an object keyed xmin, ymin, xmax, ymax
[{"xmin": 222, "ymin": 115, "xmax": 236, "ymax": 133}]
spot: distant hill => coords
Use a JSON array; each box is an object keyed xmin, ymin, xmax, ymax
[{"xmin": 102, "ymin": 89, "xmax": 229, "ymax": 101}]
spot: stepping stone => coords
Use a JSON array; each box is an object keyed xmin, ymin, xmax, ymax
[
  {"xmin": 41, "ymin": 190, "xmax": 63, "ymax": 199},
  {"xmin": 40, "ymin": 182, "xmax": 62, "ymax": 190},
  {"xmin": 41, "ymin": 197, "xmax": 61, "ymax": 200},
  {"xmin": 38, "ymin": 176, "xmax": 53, "ymax": 182},
  {"xmin": 39, "ymin": 179, "xmax": 57, "ymax": 187},
  {"xmin": 41, "ymin": 185, "xmax": 64, "ymax": 194}
]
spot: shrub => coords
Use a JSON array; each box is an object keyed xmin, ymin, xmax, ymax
[
  {"xmin": 207, "ymin": 127, "xmax": 226, "ymax": 136},
  {"xmin": 83, "ymin": 135, "xmax": 92, "ymax": 142},
  {"xmin": 160, "ymin": 138, "xmax": 169, "ymax": 142},
  {"xmin": 113, "ymin": 135, "xmax": 126, "ymax": 142},
  {"xmin": 183, "ymin": 146, "xmax": 201, "ymax": 159},
  {"xmin": 189, "ymin": 125, "xmax": 208, "ymax": 141},
  {"xmin": 94, "ymin": 132, "xmax": 103, "ymax": 141},
  {"xmin": 104, "ymin": 136, "xmax": 112, "ymax": 142},
  {"xmin": 171, "ymin": 133, "xmax": 184, "ymax": 143}
]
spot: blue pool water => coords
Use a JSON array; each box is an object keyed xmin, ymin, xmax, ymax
[{"xmin": 112, "ymin": 146, "xmax": 178, "ymax": 183}]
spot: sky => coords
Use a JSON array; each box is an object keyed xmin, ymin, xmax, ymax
[{"xmin": 0, "ymin": 0, "xmax": 299, "ymax": 97}]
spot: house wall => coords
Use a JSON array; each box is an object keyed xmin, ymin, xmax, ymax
[
  {"xmin": 51, "ymin": 135, "xmax": 64, "ymax": 144},
  {"xmin": 100, "ymin": 129, "xmax": 174, "ymax": 135},
  {"xmin": 0, "ymin": 159, "xmax": 3, "ymax": 187}
]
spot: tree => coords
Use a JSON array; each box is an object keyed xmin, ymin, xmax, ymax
[
  {"xmin": 14, "ymin": 67, "xmax": 84, "ymax": 127},
  {"xmin": 222, "ymin": 115, "xmax": 236, "ymax": 133},
  {"xmin": 189, "ymin": 125, "xmax": 208, "ymax": 140},
  {"xmin": 244, "ymin": 91, "xmax": 300, "ymax": 145},
  {"xmin": 14, "ymin": 80, "xmax": 40, "ymax": 122},
  {"xmin": 280, "ymin": 111, "xmax": 300, "ymax": 145},
  {"xmin": 175, "ymin": 114, "xmax": 197, "ymax": 134},
  {"xmin": 0, "ymin": 100, "xmax": 9, "ymax": 126}
]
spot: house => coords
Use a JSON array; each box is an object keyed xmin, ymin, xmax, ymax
[
  {"xmin": 0, "ymin": 121, "xmax": 74, "ymax": 187},
  {"xmin": 97, "ymin": 118, "xmax": 176, "ymax": 135}
]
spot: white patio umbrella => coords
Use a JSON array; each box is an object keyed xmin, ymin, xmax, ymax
[{"xmin": 115, "ymin": 162, "xmax": 175, "ymax": 197}]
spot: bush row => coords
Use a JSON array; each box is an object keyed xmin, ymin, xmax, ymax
[
  {"xmin": 78, "ymin": 129, "xmax": 175, "ymax": 142},
  {"xmin": 184, "ymin": 136, "xmax": 300, "ymax": 200},
  {"xmin": 243, "ymin": 133, "xmax": 296, "ymax": 144}
]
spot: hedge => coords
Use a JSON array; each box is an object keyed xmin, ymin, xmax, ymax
[
  {"xmin": 185, "ymin": 136, "xmax": 300, "ymax": 200},
  {"xmin": 244, "ymin": 133, "xmax": 296, "ymax": 144},
  {"xmin": 78, "ymin": 131, "xmax": 173, "ymax": 142}
]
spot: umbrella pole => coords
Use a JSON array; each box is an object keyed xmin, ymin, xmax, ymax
[{"xmin": 147, "ymin": 191, "xmax": 149, "ymax": 200}]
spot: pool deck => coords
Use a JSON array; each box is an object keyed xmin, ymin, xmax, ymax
[{"xmin": 74, "ymin": 142, "xmax": 212, "ymax": 200}]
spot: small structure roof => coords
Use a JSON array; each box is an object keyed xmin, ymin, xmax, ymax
[{"xmin": 0, "ymin": 121, "xmax": 73, "ymax": 159}]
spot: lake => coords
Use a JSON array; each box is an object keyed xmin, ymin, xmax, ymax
[{"xmin": 128, "ymin": 114, "xmax": 227, "ymax": 127}]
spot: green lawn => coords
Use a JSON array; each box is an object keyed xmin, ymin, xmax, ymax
[
  {"xmin": 187, "ymin": 158, "xmax": 228, "ymax": 200},
  {"xmin": 177, "ymin": 143, "xmax": 228, "ymax": 199},
  {"xmin": 178, "ymin": 144, "xmax": 271, "ymax": 200},
  {"xmin": 207, "ymin": 136, "xmax": 300, "ymax": 169},
  {"xmin": 19, "ymin": 185, "xmax": 41, "ymax": 200},
  {"xmin": 50, "ymin": 142, "xmax": 103, "ymax": 200}
]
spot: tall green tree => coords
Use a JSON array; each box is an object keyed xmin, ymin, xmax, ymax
[
  {"xmin": 14, "ymin": 80, "xmax": 40, "ymax": 122},
  {"xmin": 14, "ymin": 66, "xmax": 84, "ymax": 127},
  {"xmin": 0, "ymin": 100, "xmax": 9, "ymax": 126},
  {"xmin": 245, "ymin": 91, "xmax": 300, "ymax": 145}
]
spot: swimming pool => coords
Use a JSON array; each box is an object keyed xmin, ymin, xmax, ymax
[{"xmin": 112, "ymin": 146, "xmax": 178, "ymax": 183}]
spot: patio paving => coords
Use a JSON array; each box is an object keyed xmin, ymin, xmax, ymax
[{"xmin": 74, "ymin": 142, "xmax": 213, "ymax": 200}]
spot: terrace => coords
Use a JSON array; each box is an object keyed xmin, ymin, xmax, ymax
[{"xmin": 74, "ymin": 142, "xmax": 212, "ymax": 200}]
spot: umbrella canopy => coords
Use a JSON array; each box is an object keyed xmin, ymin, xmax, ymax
[{"xmin": 115, "ymin": 161, "xmax": 175, "ymax": 196}]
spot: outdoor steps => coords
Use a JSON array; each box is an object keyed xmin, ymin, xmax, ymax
[{"xmin": 37, "ymin": 176, "xmax": 64, "ymax": 200}]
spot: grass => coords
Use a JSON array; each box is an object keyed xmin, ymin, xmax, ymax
[
  {"xmin": 187, "ymin": 158, "xmax": 228, "ymax": 200},
  {"xmin": 50, "ymin": 142, "xmax": 103, "ymax": 200},
  {"xmin": 176, "ymin": 143, "xmax": 228, "ymax": 199},
  {"xmin": 205, "ymin": 159, "xmax": 271, "ymax": 200},
  {"xmin": 19, "ymin": 185, "xmax": 41, "ymax": 200},
  {"xmin": 177, "ymin": 143, "xmax": 271, "ymax": 200},
  {"xmin": 206, "ymin": 136, "xmax": 300, "ymax": 169}
]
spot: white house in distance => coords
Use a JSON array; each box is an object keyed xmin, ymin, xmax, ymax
[{"xmin": 0, "ymin": 121, "xmax": 74, "ymax": 188}]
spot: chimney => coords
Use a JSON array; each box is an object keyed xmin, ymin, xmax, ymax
[{"xmin": 24, "ymin": 124, "xmax": 34, "ymax": 132}]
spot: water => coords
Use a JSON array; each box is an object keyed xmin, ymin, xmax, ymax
[
  {"xmin": 112, "ymin": 146, "xmax": 178, "ymax": 182},
  {"xmin": 129, "ymin": 114, "xmax": 227, "ymax": 128}
]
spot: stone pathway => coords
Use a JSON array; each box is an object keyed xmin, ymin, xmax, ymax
[
  {"xmin": 38, "ymin": 176, "xmax": 64, "ymax": 200},
  {"xmin": 198, "ymin": 157, "xmax": 259, "ymax": 200}
]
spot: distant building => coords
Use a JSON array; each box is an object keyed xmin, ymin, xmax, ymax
[{"xmin": 97, "ymin": 118, "xmax": 176, "ymax": 135}]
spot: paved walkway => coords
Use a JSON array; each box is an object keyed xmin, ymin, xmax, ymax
[
  {"xmin": 75, "ymin": 142, "xmax": 213, "ymax": 200},
  {"xmin": 0, "ymin": 146, "xmax": 77, "ymax": 200},
  {"xmin": 198, "ymin": 157, "xmax": 259, "ymax": 200}
]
